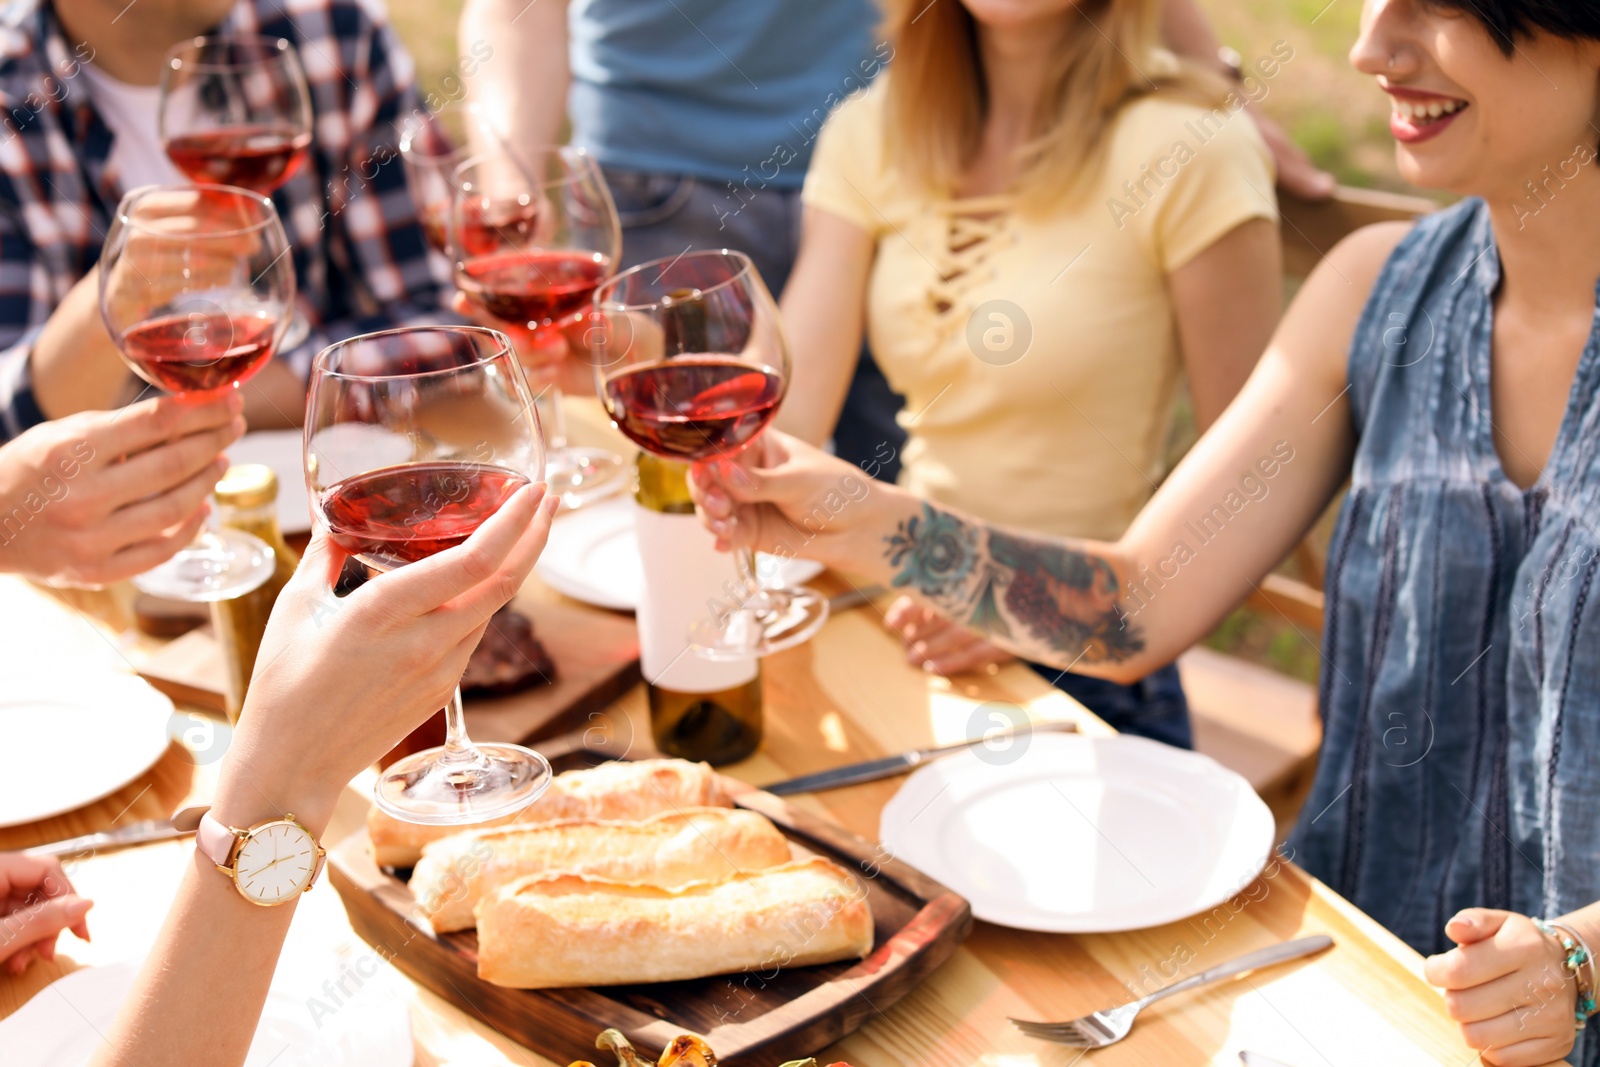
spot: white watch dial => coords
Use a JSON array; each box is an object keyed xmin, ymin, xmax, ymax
[{"xmin": 232, "ymin": 821, "xmax": 317, "ymax": 904}]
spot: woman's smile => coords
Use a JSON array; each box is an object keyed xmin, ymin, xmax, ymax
[{"xmin": 1384, "ymin": 84, "xmax": 1471, "ymax": 143}]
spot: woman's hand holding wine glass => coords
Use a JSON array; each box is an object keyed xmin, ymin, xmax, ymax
[
  {"xmin": 305, "ymin": 325, "xmax": 558, "ymax": 824},
  {"xmin": 591, "ymin": 250, "xmax": 832, "ymax": 659},
  {"xmin": 214, "ymin": 481, "xmax": 557, "ymax": 837},
  {"xmin": 687, "ymin": 429, "xmax": 907, "ymax": 575}
]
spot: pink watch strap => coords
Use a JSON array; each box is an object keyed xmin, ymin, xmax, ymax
[{"xmin": 196, "ymin": 812, "xmax": 237, "ymax": 868}]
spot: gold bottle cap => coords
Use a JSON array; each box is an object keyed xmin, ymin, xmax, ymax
[{"xmin": 214, "ymin": 464, "xmax": 279, "ymax": 509}]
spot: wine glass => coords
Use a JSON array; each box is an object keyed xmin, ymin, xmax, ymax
[
  {"xmin": 397, "ymin": 101, "xmax": 503, "ymax": 257},
  {"xmin": 160, "ymin": 33, "xmax": 314, "ymax": 350},
  {"xmin": 305, "ymin": 325, "xmax": 552, "ymax": 825},
  {"xmin": 99, "ymin": 183, "xmax": 293, "ymax": 602},
  {"xmin": 158, "ymin": 34, "xmax": 313, "ymax": 196},
  {"xmin": 450, "ymin": 146, "xmax": 628, "ymax": 509},
  {"xmin": 590, "ymin": 249, "xmax": 829, "ymax": 659}
]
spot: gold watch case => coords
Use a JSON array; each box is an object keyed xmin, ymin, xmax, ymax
[{"xmin": 212, "ymin": 813, "xmax": 328, "ymax": 907}]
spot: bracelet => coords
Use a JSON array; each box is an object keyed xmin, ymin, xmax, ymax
[{"xmin": 1534, "ymin": 917, "xmax": 1598, "ymax": 1030}]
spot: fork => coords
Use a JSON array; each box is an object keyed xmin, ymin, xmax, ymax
[{"xmin": 1011, "ymin": 934, "xmax": 1334, "ymax": 1049}]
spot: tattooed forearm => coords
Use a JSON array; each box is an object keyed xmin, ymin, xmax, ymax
[{"xmin": 883, "ymin": 503, "xmax": 1145, "ymax": 666}]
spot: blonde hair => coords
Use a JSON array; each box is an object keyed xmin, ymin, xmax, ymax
[{"xmin": 880, "ymin": 0, "xmax": 1228, "ymax": 210}]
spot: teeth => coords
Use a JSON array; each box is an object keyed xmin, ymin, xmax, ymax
[{"xmin": 1393, "ymin": 97, "xmax": 1464, "ymax": 123}]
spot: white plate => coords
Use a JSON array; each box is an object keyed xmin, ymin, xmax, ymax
[
  {"xmin": 536, "ymin": 495, "xmax": 823, "ymax": 611},
  {"xmin": 880, "ymin": 733, "xmax": 1274, "ymax": 933},
  {"xmin": 227, "ymin": 429, "xmax": 313, "ymax": 534},
  {"xmin": 0, "ymin": 675, "xmax": 175, "ymax": 828},
  {"xmin": 0, "ymin": 957, "xmax": 412, "ymax": 1067}
]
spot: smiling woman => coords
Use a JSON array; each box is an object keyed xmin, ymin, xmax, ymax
[{"xmin": 688, "ymin": 2, "xmax": 1600, "ymax": 1064}]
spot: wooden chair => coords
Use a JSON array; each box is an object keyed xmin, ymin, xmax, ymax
[{"xmin": 1182, "ymin": 185, "xmax": 1436, "ymax": 837}]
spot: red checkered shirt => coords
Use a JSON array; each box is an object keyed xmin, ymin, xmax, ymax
[{"xmin": 0, "ymin": 0, "xmax": 450, "ymax": 440}]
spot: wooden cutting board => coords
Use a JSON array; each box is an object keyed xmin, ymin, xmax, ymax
[
  {"xmin": 328, "ymin": 739, "xmax": 973, "ymax": 1067},
  {"xmin": 138, "ymin": 594, "xmax": 640, "ymax": 745}
]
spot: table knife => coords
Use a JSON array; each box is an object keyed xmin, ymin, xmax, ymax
[
  {"xmin": 826, "ymin": 584, "xmax": 887, "ymax": 614},
  {"xmin": 1239, "ymin": 1053, "xmax": 1298, "ymax": 1067},
  {"xmin": 761, "ymin": 720, "xmax": 1078, "ymax": 796},
  {"xmin": 26, "ymin": 805, "xmax": 209, "ymax": 858}
]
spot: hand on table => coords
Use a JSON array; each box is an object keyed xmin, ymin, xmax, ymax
[
  {"xmin": 0, "ymin": 853, "xmax": 92, "ymax": 975},
  {"xmin": 213, "ymin": 481, "xmax": 560, "ymax": 833},
  {"xmin": 0, "ymin": 393, "xmax": 244, "ymax": 586},
  {"xmin": 1424, "ymin": 908, "xmax": 1577, "ymax": 1066},
  {"xmin": 885, "ymin": 595, "xmax": 1014, "ymax": 675},
  {"xmin": 450, "ymin": 292, "xmax": 598, "ymax": 396}
]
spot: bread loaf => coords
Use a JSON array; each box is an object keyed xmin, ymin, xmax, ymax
[
  {"xmin": 475, "ymin": 858, "xmax": 875, "ymax": 988},
  {"xmin": 412, "ymin": 807, "xmax": 792, "ymax": 932},
  {"xmin": 367, "ymin": 758, "xmax": 730, "ymax": 867}
]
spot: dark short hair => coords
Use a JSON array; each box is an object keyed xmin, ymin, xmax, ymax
[{"xmin": 1428, "ymin": 0, "xmax": 1600, "ymax": 54}]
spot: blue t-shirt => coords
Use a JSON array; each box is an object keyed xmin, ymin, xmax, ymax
[{"xmin": 568, "ymin": 0, "xmax": 885, "ymax": 189}]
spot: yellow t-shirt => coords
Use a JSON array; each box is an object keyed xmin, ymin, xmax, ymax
[{"xmin": 802, "ymin": 82, "xmax": 1277, "ymax": 541}]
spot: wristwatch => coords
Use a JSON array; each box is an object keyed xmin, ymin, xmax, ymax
[{"xmin": 197, "ymin": 811, "xmax": 326, "ymax": 906}]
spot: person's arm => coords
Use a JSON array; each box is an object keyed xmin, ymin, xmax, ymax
[
  {"xmin": 1161, "ymin": 0, "xmax": 1335, "ymax": 200},
  {"xmin": 25, "ymin": 270, "xmax": 139, "ymax": 422},
  {"xmin": 693, "ymin": 223, "xmax": 1406, "ymax": 679},
  {"xmin": 90, "ymin": 483, "xmax": 558, "ymax": 1067},
  {"xmin": 886, "ymin": 215, "xmax": 1282, "ymax": 676},
  {"xmin": 461, "ymin": 0, "xmax": 571, "ymax": 150},
  {"xmin": 774, "ymin": 206, "xmax": 876, "ymax": 444},
  {"xmin": 0, "ymin": 393, "xmax": 243, "ymax": 586},
  {"xmin": 1169, "ymin": 217, "xmax": 1282, "ymax": 430}
]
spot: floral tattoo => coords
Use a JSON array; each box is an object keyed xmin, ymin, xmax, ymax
[
  {"xmin": 884, "ymin": 506, "xmax": 978, "ymax": 600},
  {"xmin": 883, "ymin": 504, "xmax": 1145, "ymax": 664}
]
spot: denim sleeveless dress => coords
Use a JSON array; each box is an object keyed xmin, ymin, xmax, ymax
[{"xmin": 1289, "ymin": 198, "xmax": 1600, "ymax": 1064}]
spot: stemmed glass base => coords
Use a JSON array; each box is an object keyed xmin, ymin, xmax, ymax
[
  {"xmin": 689, "ymin": 584, "xmax": 829, "ymax": 661},
  {"xmin": 132, "ymin": 528, "xmax": 276, "ymax": 602},
  {"xmin": 376, "ymin": 737, "xmax": 553, "ymax": 826},
  {"xmin": 545, "ymin": 445, "xmax": 627, "ymax": 510}
]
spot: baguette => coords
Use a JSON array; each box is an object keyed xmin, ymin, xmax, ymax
[
  {"xmin": 475, "ymin": 858, "xmax": 874, "ymax": 988},
  {"xmin": 413, "ymin": 807, "xmax": 792, "ymax": 932},
  {"xmin": 367, "ymin": 758, "xmax": 730, "ymax": 867}
]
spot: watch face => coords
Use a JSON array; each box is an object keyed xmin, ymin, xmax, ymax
[{"xmin": 232, "ymin": 820, "xmax": 317, "ymax": 905}]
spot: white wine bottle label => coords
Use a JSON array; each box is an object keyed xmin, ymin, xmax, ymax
[{"xmin": 634, "ymin": 503, "xmax": 759, "ymax": 693}]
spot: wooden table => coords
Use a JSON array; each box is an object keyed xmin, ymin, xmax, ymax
[{"xmin": 0, "ymin": 566, "xmax": 1508, "ymax": 1066}]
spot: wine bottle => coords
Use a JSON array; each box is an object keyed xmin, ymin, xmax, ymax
[
  {"xmin": 634, "ymin": 450, "xmax": 763, "ymax": 765},
  {"xmin": 210, "ymin": 464, "xmax": 299, "ymax": 723}
]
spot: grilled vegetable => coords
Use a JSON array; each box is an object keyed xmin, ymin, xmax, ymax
[
  {"xmin": 659, "ymin": 1035, "xmax": 718, "ymax": 1067},
  {"xmin": 573, "ymin": 1029, "xmax": 847, "ymax": 1067}
]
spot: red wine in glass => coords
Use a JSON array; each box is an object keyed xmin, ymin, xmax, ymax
[
  {"xmin": 320, "ymin": 461, "xmax": 531, "ymax": 568},
  {"xmin": 603, "ymin": 356, "xmax": 783, "ymax": 462},
  {"xmin": 121, "ymin": 310, "xmax": 279, "ymax": 394},
  {"xmin": 458, "ymin": 250, "xmax": 610, "ymax": 328},
  {"xmin": 164, "ymin": 124, "xmax": 313, "ymax": 195}
]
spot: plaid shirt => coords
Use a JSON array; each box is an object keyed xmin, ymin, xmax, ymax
[{"xmin": 0, "ymin": 0, "xmax": 448, "ymax": 440}]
